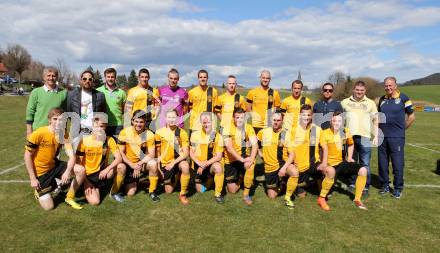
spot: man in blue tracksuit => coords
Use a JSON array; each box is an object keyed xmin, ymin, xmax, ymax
[{"xmin": 378, "ymin": 76, "xmax": 415, "ymax": 199}]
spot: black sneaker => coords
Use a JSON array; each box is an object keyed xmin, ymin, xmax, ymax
[
  {"xmin": 149, "ymin": 192, "xmax": 160, "ymax": 203},
  {"xmin": 215, "ymin": 195, "xmax": 225, "ymax": 204},
  {"xmin": 347, "ymin": 184, "xmax": 355, "ymax": 193},
  {"xmin": 362, "ymin": 188, "xmax": 369, "ymax": 198},
  {"xmin": 379, "ymin": 186, "xmax": 390, "ymax": 195},
  {"xmin": 392, "ymin": 189, "xmax": 402, "ymax": 199}
]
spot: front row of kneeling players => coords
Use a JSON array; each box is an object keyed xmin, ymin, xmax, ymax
[{"xmin": 25, "ymin": 105, "xmax": 368, "ymax": 211}]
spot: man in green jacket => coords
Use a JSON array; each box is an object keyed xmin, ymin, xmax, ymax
[{"xmin": 26, "ymin": 67, "xmax": 67, "ymax": 136}]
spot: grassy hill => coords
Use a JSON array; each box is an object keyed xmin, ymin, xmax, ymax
[{"xmin": 399, "ymin": 85, "xmax": 440, "ymax": 105}]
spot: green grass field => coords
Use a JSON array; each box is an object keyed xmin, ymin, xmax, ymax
[
  {"xmin": 399, "ymin": 85, "xmax": 440, "ymax": 105},
  {"xmin": 1, "ymin": 91, "xmax": 440, "ymax": 252}
]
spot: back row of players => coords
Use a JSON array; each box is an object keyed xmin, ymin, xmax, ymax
[{"xmin": 24, "ymin": 68, "xmax": 377, "ymax": 211}]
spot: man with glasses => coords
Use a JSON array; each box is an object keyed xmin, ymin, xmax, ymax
[
  {"xmin": 66, "ymin": 70, "xmax": 107, "ymax": 134},
  {"xmin": 313, "ymin": 83, "xmax": 343, "ymax": 130}
]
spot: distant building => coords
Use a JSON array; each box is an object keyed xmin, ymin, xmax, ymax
[{"xmin": 0, "ymin": 63, "xmax": 8, "ymax": 78}]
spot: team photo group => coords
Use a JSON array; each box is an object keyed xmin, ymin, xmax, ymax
[{"xmin": 24, "ymin": 66, "xmax": 415, "ymax": 212}]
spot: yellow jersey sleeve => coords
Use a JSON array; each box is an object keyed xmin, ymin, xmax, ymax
[
  {"xmin": 246, "ymin": 124, "xmax": 256, "ymax": 139},
  {"xmin": 108, "ymin": 137, "xmax": 118, "ymax": 154},
  {"xmin": 25, "ymin": 130, "xmax": 40, "ymax": 152},
  {"xmin": 246, "ymin": 89, "xmax": 254, "ymax": 103}
]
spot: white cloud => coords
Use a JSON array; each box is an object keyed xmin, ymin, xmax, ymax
[{"xmin": 0, "ymin": 0, "xmax": 439, "ymax": 88}]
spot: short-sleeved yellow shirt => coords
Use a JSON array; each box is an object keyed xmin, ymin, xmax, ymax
[
  {"xmin": 246, "ymin": 87, "xmax": 281, "ymax": 128},
  {"xmin": 155, "ymin": 127, "xmax": 189, "ymax": 165},
  {"xmin": 280, "ymin": 95, "xmax": 312, "ymax": 130},
  {"xmin": 76, "ymin": 136, "xmax": 119, "ymax": 175},
  {"xmin": 190, "ymin": 130, "xmax": 223, "ymax": 162},
  {"xmin": 188, "ymin": 86, "xmax": 218, "ymax": 130},
  {"xmin": 118, "ymin": 126, "xmax": 155, "ymax": 163},
  {"xmin": 215, "ymin": 92, "xmax": 246, "ymax": 130},
  {"xmin": 126, "ymin": 85, "xmax": 159, "ymax": 117},
  {"xmin": 257, "ymin": 127, "xmax": 293, "ymax": 173},
  {"xmin": 320, "ymin": 128, "xmax": 354, "ymax": 166},
  {"xmin": 222, "ymin": 124, "xmax": 256, "ymax": 164},
  {"xmin": 25, "ymin": 126, "xmax": 63, "ymax": 177},
  {"xmin": 290, "ymin": 124, "xmax": 322, "ymax": 172}
]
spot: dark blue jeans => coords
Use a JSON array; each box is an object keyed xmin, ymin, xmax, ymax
[
  {"xmin": 349, "ymin": 135, "xmax": 371, "ymax": 189},
  {"xmin": 378, "ymin": 137, "xmax": 405, "ymax": 191}
]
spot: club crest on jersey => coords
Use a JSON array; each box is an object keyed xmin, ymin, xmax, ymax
[{"xmin": 395, "ymin": 98, "xmax": 401, "ymax": 104}]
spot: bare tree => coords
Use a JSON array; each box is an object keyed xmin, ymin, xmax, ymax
[
  {"xmin": 54, "ymin": 58, "xmax": 71, "ymax": 85},
  {"xmin": 328, "ymin": 71, "xmax": 346, "ymax": 86},
  {"xmin": 22, "ymin": 60, "xmax": 46, "ymax": 81},
  {"xmin": 2, "ymin": 44, "xmax": 32, "ymax": 83}
]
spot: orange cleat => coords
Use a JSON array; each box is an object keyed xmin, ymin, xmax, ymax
[
  {"xmin": 179, "ymin": 194, "xmax": 190, "ymax": 205},
  {"xmin": 317, "ymin": 197, "xmax": 331, "ymax": 211}
]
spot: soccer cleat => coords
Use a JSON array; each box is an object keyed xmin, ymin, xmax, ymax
[
  {"xmin": 214, "ymin": 195, "xmax": 225, "ymax": 204},
  {"xmin": 34, "ymin": 190, "xmax": 39, "ymax": 200},
  {"xmin": 317, "ymin": 197, "xmax": 331, "ymax": 211},
  {"xmin": 110, "ymin": 193, "xmax": 125, "ymax": 203},
  {"xmin": 149, "ymin": 192, "xmax": 161, "ymax": 203},
  {"xmin": 179, "ymin": 194, "xmax": 190, "ymax": 205},
  {"xmin": 347, "ymin": 184, "xmax": 355, "ymax": 193},
  {"xmin": 297, "ymin": 191, "xmax": 307, "ymax": 199},
  {"xmin": 362, "ymin": 188, "xmax": 369, "ymax": 198},
  {"xmin": 284, "ymin": 199, "xmax": 295, "ymax": 209},
  {"xmin": 243, "ymin": 195, "xmax": 253, "ymax": 206},
  {"xmin": 65, "ymin": 198, "xmax": 83, "ymax": 210},
  {"xmin": 392, "ymin": 190, "xmax": 402, "ymax": 199},
  {"xmin": 379, "ymin": 186, "xmax": 390, "ymax": 195},
  {"xmin": 354, "ymin": 200, "xmax": 368, "ymax": 210}
]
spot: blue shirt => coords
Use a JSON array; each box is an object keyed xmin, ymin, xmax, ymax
[
  {"xmin": 313, "ymin": 99, "xmax": 343, "ymax": 129},
  {"xmin": 378, "ymin": 91, "xmax": 413, "ymax": 138}
]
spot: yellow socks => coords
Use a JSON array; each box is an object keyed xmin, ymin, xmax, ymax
[
  {"xmin": 354, "ymin": 175, "xmax": 367, "ymax": 201},
  {"xmin": 214, "ymin": 173, "xmax": 224, "ymax": 197},
  {"xmin": 66, "ymin": 188, "xmax": 76, "ymax": 200},
  {"xmin": 243, "ymin": 168, "xmax": 254, "ymax": 197},
  {"xmin": 111, "ymin": 174, "xmax": 125, "ymax": 194},
  {"xmin": 320, "ymin": 177, "xmax": 334, "ymax": 198},
  {"xmin": 149, "ymin": 176, "xmax": 159, "ymax": 193},
  {"xmin": 285, "ymin": 176, "xmax": 299, "ymax": 200},
  {"xmin": 180, "ymin": 174, "xmax": 190, "ymax": 195}
]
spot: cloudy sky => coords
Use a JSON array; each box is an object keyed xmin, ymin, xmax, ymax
[{"xmin": 1, "ymin": 0, "xmax": 440, "ymax": 88}]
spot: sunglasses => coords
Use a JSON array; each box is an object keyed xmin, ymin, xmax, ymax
[
  {"xmin": 323, "ymin": 89, "xmax": 333, "ymax": 93},
  {"xmin": 82, "ymin": 77, "xmax": 94, "ymax": 81}
]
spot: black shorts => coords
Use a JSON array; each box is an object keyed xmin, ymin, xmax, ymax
[
  {"xmin": 298, "ymin": 162, "xmax": 322, "ymax": 184},
  {"xmin": 224, "ymin": 161, "xmax": 245, "ymax": 184},
  {"xmin": 264, "ymin": 160, "xmax": 287, "ymax": 189},
  {"xmin": 36, "ymin": 161, "xmax": 67, "ymax": 197},
  {"xmin": 123, "ymin": 162, "xmax": 148, "ymax": 184},
  {"xmin": 193, "ymin": 163, "xmax": 212, "ymax": 184},
  {"xmin": 265, "ymin": 170, "xmax": 281, "ymax": 189},
  {"xmin": 160, "ymin": 163, "xmax": 180, "ymax": 185},
  {"xmin": 86, "ymin": 171, "xmax": 107, "ymax": 189},
  {"xmin": 334, "ymin": 161, "xmax": 362, "ymax": 178}
]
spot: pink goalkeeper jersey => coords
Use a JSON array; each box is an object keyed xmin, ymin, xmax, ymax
[{"xmin": 158, "ymin": 85, "xmax": 188, "ymax": 128}]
